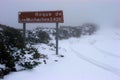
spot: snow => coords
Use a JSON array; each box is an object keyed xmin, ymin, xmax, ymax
[
  {"xmin": 0, "ymin": 64, "xmax": 5, "ymax": 69},
  {"xmin": 3, "ymin": 27, "xmax": 120, "ymax": 80}
]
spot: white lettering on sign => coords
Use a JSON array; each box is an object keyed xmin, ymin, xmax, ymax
[
  {"xmin": 35, "ymin": 12, "xmax": 53, "ymax": 17},
  {"xmin": 19, "ymin": 11, "xmax": 64, "ymax": 23},
  {"xmin": 21, "ymin": 17, "xmax": 63, "ymax": 22}
]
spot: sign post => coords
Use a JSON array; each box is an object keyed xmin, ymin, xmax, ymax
[
  {"xmin": 56, "ymin": 23, "xmax": 59, "ymax": 55},
  {"xmin": 18, "ymin": 10, "xmax": 64, "ymax": 55},
  {"xmin": 23, "ymin": 23, "xmax": 26, "ymax": 45}
]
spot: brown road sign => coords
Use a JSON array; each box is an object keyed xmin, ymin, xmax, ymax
[{"xmin": 18, "ymin": 10, "xmax": 64, "ymax": 23}]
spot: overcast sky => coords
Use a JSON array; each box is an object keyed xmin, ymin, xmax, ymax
[{"xmin": 0, "ymin": 0, "xmax": 120, "ymax": 29}]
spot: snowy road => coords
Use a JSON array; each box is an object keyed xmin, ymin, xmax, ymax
[{"xmin": 70, "ymin": 47, "xmax": 120, "ymax": 76}]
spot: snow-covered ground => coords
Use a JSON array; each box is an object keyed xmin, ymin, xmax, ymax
[{"xmin": 3, "ymin": 26, "xmax": 120, "ymax": 80}]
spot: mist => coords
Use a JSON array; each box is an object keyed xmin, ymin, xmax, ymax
[{"xmin": 0, "ymin": 0, "xmax": 119, "ymax": 29}]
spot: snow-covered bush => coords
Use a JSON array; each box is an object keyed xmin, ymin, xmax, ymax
[
  {"xmin": 14, "ymin": 45, "xmax": 41, "ymax": 69},
  {"xmin": 54, "ymin": 26, "xmax": 81, "ymax": 40},
  {"xmin": 58, "ymin": 23, "xmax": 98, "ymax": 39},
  {"xmin": 27, "ymin": 28, "xmax": 51, "ymax": 44},
  {"xmin": 0, "ymin": 25, "xmax": 24, "ymax": 71},
  {"xmin": 81, "ymin": 23, "xmax": 98, "ymax": 35},
  {"xmin": 26, "ymin": 23, "xmax": 98, "ymax": 41},
  {"xmin": 0, "ymin": 24, "xmax": 46, "ymax": 78}
]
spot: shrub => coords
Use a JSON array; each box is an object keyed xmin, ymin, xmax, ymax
[
  {"xmin": 81, "ymin": 23, "xmax": 98, "ymax": 35},
  {"xmin": 0, "ymin": 25, "xmax": 24, "ymax": 71},
  {"xmin": 0, "ymin": 24, "xmax": 45, "ymax": 78},
  {"xmin": 27, "ymin": 29, "xmax": 51, "ymax": 44},
  {"xmin": 58, "ymin": 26, "xmax": 82, "ymax": 40},
  {"xmin": 17, "ymin": 45, "xmax": 41, "ymax": 69}
]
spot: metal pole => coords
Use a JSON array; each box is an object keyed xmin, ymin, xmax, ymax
[
  {"xmin": 23, "ymin": 23, "xmax": 26, "ymax": 45},
  {"xmin": 56, "ymin": 23, "xmax": 59, "ymax": 55}
]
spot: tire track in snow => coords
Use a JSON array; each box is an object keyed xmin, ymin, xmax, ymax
[
  {"xmin": 88, "ymin": 40, "xmax": 120, "ymax": 58},
  {"xmin": 92, "ymin": 45, "xmax": 120, "ymax": 58},
  {"xmin": 70, "ymin": 48, "xmax": 120, "ymax": 76}
]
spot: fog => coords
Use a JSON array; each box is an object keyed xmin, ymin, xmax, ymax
[{"xmin": 0, "ymin": 0, "xmax": 119, "ymax": 29}]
